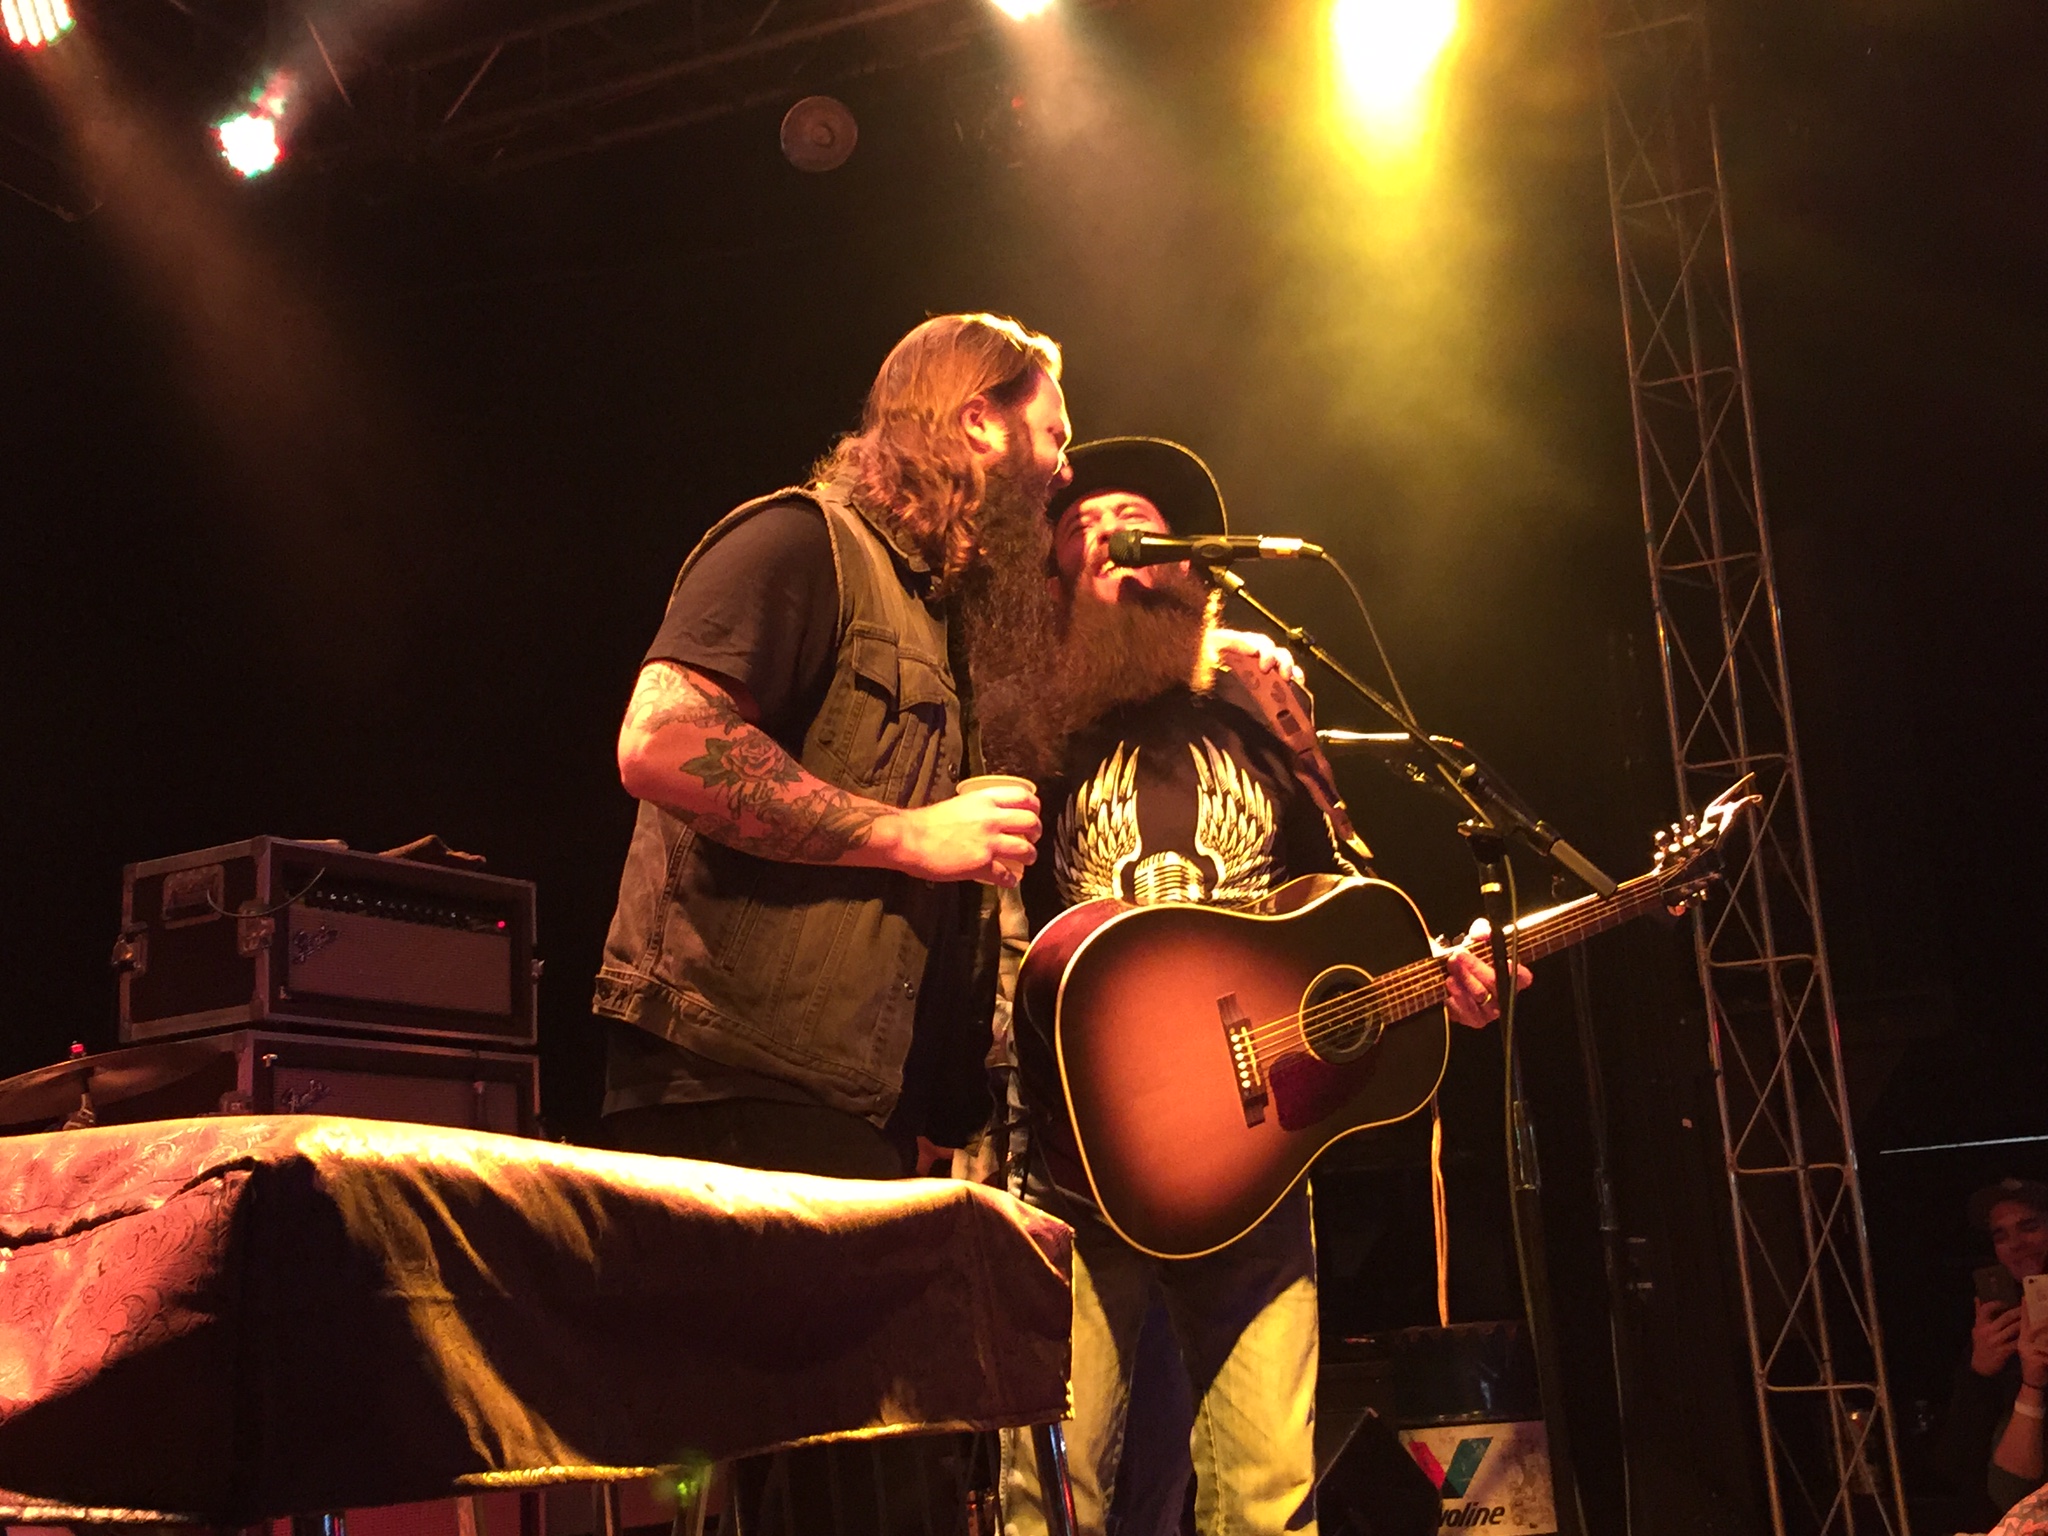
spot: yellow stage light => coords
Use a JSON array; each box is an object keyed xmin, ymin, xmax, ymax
[
  {"xmin": 989, "ymin": 0, "xmax": 1054, "ymax": 19},
  {"xmin": 1330, "ymin": 0, "xmax": 1459, "ymax": 143}
]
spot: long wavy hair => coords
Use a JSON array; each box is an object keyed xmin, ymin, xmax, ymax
[{"xmin": 814, "ymin": 313, "xmax": 1063, "ymax": 594}]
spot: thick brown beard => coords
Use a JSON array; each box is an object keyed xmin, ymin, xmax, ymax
[
  {"xmin": 955, "ymin": 442, "xmax": 1065, "ymax": 767},
  {"xmin": 976, "ymin": 564, "xmax": 1213, "ymax": 778}
]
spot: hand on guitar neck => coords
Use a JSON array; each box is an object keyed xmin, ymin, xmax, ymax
[{"xmin": 1435, "ymin": 919, "xmax": 1536, "ymax": 1030}]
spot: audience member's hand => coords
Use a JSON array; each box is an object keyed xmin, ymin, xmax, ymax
[
  {"xmin": 1973, "ymin": 1298, "xmax": 2023, "ymax": 1376},
  {"xmin": 2021, "ymin": 1316, "xmax": 2048, "ymax": 1393}
]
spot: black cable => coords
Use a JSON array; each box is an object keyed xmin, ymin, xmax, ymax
[
  {"xmin": 206, "ymin": 868, "xmax": 324, "ymax": 919},
  {"xmin": 1500, "ymin": 852, "xmax": 1524, "ymax": 1212},
  {"xmin": 1227, "ymin": 546, "xmax": 1592, "ymax": 1529},
  {"xmin": 1313, "ymin": 552, "xmax": 1554, "ymax": 1331},
  {"xmin": 1568, "ymin": 936, "xmax": 1637, "ymax": 1536},
  {"xmin": 1496, "ymin": 855, "xmax": 1593, "ymax": 1536},
  {"xmin": 1321, "ymin": 552, "xmax": 1420, "ymax": 734}
]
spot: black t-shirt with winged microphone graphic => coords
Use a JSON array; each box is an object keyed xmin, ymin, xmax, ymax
[
  {"xmin": 1022, "ymin": 674, "xmax": 1344, "ymax": 930},
  {"xmin": 1015, "ymin": 673, "xmax": 1346, "ymax": 1199}
]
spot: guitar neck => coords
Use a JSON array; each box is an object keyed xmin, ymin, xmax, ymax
[
  {"xmin": 1500, "ymin": 870, "xmax": 1672, "ymax": 963},
  {"xmin": 1392, "ymin": 870, "xmax": 1672, "ymax": 1009}
]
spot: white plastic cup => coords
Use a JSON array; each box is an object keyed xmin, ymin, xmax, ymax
[{"xmin": 955, "ymin": 773, "xmax": 1036, "ymax": 885}]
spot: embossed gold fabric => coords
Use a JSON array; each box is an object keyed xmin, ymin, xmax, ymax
[{"xmin": 0, "ymin": 1116, "xmax": 1072, "ymax": 1522}]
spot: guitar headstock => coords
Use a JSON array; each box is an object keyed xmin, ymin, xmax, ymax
[{"xmin": 1650, "ymin": 774, "xmax": 1760, "ymax": 910}]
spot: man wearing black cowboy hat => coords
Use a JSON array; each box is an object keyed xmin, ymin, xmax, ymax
[{"xmin": 991, "ymin": 438, "xmax": 1511, "ymax": 1536}]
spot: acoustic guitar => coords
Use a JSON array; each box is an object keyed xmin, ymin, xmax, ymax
[{"xmin": 1017, "ymin": 781, "xmax": 1754, "ymax": 1259}]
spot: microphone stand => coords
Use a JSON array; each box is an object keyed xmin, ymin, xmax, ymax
[{"xmin": 1207, "ymin": 565, "xmax": 1611, "ymax": 1536}]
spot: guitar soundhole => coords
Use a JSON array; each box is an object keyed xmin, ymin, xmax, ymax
[{"xmin": 1302, "ymin": 964, "xmax": 1382, "ymax": 1064}]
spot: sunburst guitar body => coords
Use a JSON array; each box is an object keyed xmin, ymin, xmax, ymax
[{"xmin": 1017, "ymin": 783, "xmax": 1753, "ymax": 1259}]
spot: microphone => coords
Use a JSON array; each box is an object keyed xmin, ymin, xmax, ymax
[{"xmin": 1105, "ymin": 530, "xmax": 1326, "ymax": 568}]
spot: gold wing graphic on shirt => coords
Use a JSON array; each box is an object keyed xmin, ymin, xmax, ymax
[
  {"xmin": 1191, "ymin": 739, "xmax": 1278, "ymax": 905},
  {"xmin": 1055, "ymin": 744, "xmax": 1143, "ymax": 905}
]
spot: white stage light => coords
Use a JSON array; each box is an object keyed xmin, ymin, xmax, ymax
[{"xmin": 4, "ymin": 0, "xmax": 76, "ymax": 50}]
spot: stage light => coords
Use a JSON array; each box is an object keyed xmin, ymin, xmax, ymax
[
  {"xmin": 989, "ymin": 0, "xmax": 1054, "ymax": 20},
  {"xmin": 3, "ymin": 0, "xmax": 76, "ymax": 50},
  {"xmin": 216, "ymin": 111, "xmax": 280, "ymax": 177},
  {"xmin": 215, "ymin": 71, "xmax": 292, "ymax": 178},
  {"xmin": 1330, "ymin": 0, "xmax": 1459, "ymax": 140}
]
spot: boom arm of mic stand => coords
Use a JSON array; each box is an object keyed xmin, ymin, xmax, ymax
[
  {"xmin": 1456, "ymin": 759, "xmax": 1618, "ymax": 900},
  {"xmin": 1210, "ymin": 568, "xmax": 1618, "ymax": 898}
]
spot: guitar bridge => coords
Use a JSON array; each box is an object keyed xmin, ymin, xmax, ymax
[{"xmin": 1218, "ymin": 993, "xmax": 1268, "ymax": 1127}]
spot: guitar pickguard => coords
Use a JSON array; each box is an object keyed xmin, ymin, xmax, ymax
[{"xmin": 1269, "ymin": 1049, "xmax": 1380, "ymax": 1132}]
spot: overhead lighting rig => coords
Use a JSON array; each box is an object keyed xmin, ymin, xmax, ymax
[
  {"xmin": 31, "ymin": 0, "xmax": 1122, "ymax": 185},
  {"xmin": 3, "ymin": 0, "xmax": 74, "ymax": 50}
]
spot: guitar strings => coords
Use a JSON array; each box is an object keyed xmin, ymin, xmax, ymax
[
  {"xmin": 1243, "ymin": 905, "xmax": 1577, "ymax": 1053},
  {"xmin": 1238, "ymin": 966, "xmax": 1442, "ymax": 1054},
  {"xmin": 1243, "ymin": 886, "xmax": 1647, "ymax": 1053},
  {"xmin": 1234, "ymin": 877, "xmax": 1658, "ymax": 1057}
]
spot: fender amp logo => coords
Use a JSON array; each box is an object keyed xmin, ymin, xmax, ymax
[{"xmin": 290, "ymin": 924, "xmax": 341, "ymax": 964}]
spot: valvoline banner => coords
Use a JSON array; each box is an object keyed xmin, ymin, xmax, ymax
[{"xmin": 1398, "ymin": 1419, "xmax": 1557, "ymax": 1533}]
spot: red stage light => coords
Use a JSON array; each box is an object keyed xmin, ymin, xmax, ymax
[{"xmin": 3, "ymin": 0, "xmax": 76, "ymax": 49}]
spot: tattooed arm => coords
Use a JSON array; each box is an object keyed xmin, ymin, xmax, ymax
[{"xmin": 617, "ymin": 661, "xmax": 1041, "ymax": 883}]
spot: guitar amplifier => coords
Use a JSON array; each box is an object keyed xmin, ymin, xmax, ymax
[
  {"xmin": 4, "ymin": 1030, "xmax": 542, "ymax": 1136},
  {"xmin": 117, "ymin": 837, "xmax": 539, "ymax": 1048}
]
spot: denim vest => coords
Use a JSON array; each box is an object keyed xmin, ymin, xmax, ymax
[{"xmin": 592, "ymin": 486, "xmax": 994, "ymax": 1125}]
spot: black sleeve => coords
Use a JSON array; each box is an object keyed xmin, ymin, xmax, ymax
[
  {"xmin": 644, "ymin": 499, "xmax": 839, "ymax": 748},
  {"xmin": 1940, "ymin": 1354, "xmax": 2016, "ymax": 1504}
]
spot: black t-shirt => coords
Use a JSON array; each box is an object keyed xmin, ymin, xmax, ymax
[
  {"xmin": 608, "ymin": 498, "xmax": 841, "ymax": 1118},
  {"xmin": 1015, "ymin": 677, "xmax": 1344, "ymax": 1190},
  {"xmin": 1020, "ymin": 676, "xmax": 1342, "ymax": 933},
  {"xmin": 642, "ymin": 498, "xmax": 839, "ymax": 751},
  {"xmin": 606, "ymin": 497, "xmax": 974, "ymax": 1142}
]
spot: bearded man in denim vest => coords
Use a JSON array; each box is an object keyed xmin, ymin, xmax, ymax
[
  {"xmin": 590, "ymin": 314, "xmax": 1072, "ymax": 1535},
  {"xmin": 594, "ymin": 312, "xmax": 1071, "ymax": 1179}
]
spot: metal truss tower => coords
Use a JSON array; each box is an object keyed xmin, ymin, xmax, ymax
[{"xmin": 1596, "ymin": 5, "xmax": 1908, "ymax": 1534}]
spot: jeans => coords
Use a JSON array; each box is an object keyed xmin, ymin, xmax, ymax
[{"xmin": 1001, "ymin": 1186, "xmax": 1320, "ymax": 1536}]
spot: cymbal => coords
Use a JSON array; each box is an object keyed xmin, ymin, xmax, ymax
[{"xmin": 0, "ymin": 1039, "xmax": 226, "ymax": 1127}]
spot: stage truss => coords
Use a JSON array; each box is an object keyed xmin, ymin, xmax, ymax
[
  {"xmin": 0, "ymin": 0, "xmax": 1070, "ymax": 193},
  {"xmin": 1597, "ymin": 5, "xmax": 1908, "ymax": 1534},
  {"xmin": 369, "ymin": 0, "xmax": 985, "ymax": 173}
]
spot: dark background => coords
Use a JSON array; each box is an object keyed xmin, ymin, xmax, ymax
[{"xmin": 2, "ymin": 0, "xmax": 2044, "ymax": 1529}]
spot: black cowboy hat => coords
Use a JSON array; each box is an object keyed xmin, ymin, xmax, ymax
[{"xmin": 1046, "ymin": 437, "xmax": 1228, "ymax": 539}]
